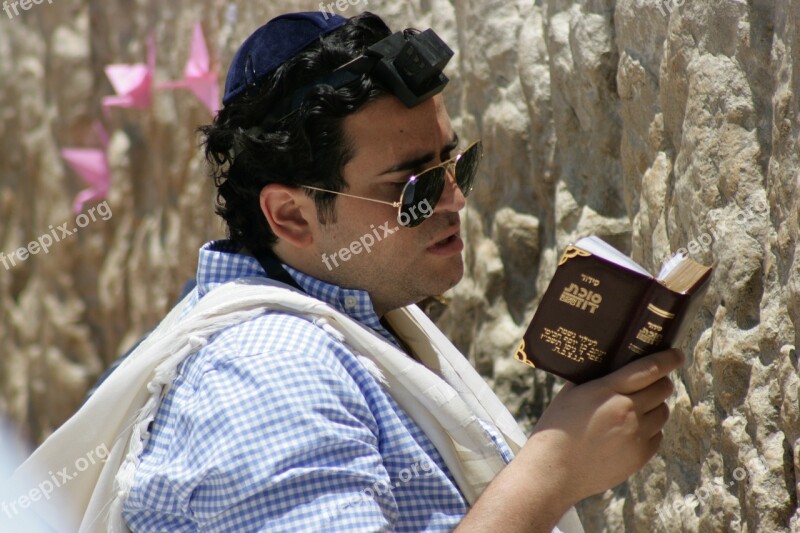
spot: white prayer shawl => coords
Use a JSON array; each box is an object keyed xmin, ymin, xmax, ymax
[{"xmin": 10, "ymin": 278, "xmax": 583, "ymax": 532}]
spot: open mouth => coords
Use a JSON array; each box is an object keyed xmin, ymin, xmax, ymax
[
  {"xmin": 427, "ymin": 232, "xmax": 463, "ymax": 255},
  {"xmin": 434, "ymin": 234, "xmax": 457, "ymax": 247}
]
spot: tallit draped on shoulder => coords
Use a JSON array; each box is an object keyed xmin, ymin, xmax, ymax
[{"xmin": 10, "ymin": 278, "xmax": 583, "ymax": 533}]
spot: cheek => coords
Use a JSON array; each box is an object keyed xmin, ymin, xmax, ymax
[
  {"xmin": 323, "ymin": 211, "xmax": 408, "ymax": 258},
  {"xmin": 352, "ymin": 226, "xmax": 417, "ymax": 265},
  {"xmin": 322, "ymin": 203, "xmax": 379, "ymax": 240}
]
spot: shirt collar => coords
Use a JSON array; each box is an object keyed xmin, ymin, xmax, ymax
[{"xmin": 195, "ymin": 240, "xmax": 401, "ymax": 348}]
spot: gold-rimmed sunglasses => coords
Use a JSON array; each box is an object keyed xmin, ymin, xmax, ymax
[{"xmin": 303, "ymin": 140, "xmax": 483, "ymax": 228}]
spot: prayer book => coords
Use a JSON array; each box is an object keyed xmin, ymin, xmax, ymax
[{"xmin": 514, "ymin": 236, "xmax": 712, "ymax": 383}]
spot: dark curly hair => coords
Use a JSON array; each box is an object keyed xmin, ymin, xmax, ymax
[{"xmin": 199, "ymin": 12, "xmax": 395, "ymax": 255}]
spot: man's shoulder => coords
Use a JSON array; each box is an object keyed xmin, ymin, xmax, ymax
[
  {"xmin": 214, "ymin": 308, "xmax": 338, "ymax": 352},
  {"xmin": 178, "ymin": 308, "xmax": 360, "ymax": 385}
]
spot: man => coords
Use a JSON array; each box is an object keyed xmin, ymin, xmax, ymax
[{"xmin": 114, "ymin": 10, "xmax": 681, "ymax": 532}]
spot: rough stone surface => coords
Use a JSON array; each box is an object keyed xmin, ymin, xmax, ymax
[{"xmin": 0, "ymin": 0, "xmax": 797, "ymax": 531}]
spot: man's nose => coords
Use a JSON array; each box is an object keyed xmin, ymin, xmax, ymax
[{"xmin": 433, "ymin": 164, "xmax": 466, "ymax": 213}]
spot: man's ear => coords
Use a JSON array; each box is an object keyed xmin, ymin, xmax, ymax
[{"xmin": 259, "ymin": 184, "xmax": 315, "ymax": 248}]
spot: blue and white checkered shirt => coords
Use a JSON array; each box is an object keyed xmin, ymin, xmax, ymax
[{"xmin": 122, "ymin": 240, "xmax": 513, "ymax": 532}]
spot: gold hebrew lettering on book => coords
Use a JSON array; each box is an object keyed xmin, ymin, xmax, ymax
[
  {"xmin": 635, "ymin": 327, "xmax": 663, "ymax": 345},
  {"xmin": 559, "ymin": 283, "xmax": 602, "ymax": 314},
  {"xmin": 580, "ymin": 274, "xmax": 600, "ymax": 286},
  {"xmin": 538, "ymin": 327, "xmax": 606, "ymax": 364},
  {"xmin": 541, "ymin": 327, "xmax": 586, "ymax": 363}
]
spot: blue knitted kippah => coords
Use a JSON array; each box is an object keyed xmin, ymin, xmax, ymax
[{"xmin": 223, "ymin": 12, "xmax": 348, "ymax": 105}]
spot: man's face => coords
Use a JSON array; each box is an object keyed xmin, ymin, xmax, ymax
[{"xmin": 312, "ymin": 94, "xmax": 467, "ymax": 315}]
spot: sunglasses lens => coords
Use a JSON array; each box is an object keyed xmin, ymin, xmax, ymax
[
  {"xmin": 454, "ymin": 141, "xmax": 482, "ymax": 196},
  {"xmin": 396, "ymin": 141, "xmax": 483, "ymax": 228},
  {"xmin": 399, "ymin": 169, "xmax": 446, "ymax": 227}
]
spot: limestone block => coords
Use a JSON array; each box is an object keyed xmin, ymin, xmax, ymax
[{"xmin": 0, "ymin": 0, "xmax": 797, "ymax": 530}]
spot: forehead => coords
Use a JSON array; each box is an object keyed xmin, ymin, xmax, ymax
[{"xmin": 341, "ymin": 94, "xmax": 454, "ymax": 174}]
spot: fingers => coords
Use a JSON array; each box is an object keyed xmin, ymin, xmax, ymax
[
  {"xmin": 628, "ymin": 376, "xmax": 674, "ymax": 414},
  {"xmin": 645, "ymin": 429, "xmax": 665, "ymax": 459},
  {"xmin": 603, "ymin": 349, "xmax": 684, "ymax": 395},
  {"xmin": 640, "ymin": 402, "xmax": 670, "ymax": 439}
]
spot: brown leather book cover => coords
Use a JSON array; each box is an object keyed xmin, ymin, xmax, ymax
[{"xmin": 515, "ymin": 238, "xmax": 712, "ymax": 383}]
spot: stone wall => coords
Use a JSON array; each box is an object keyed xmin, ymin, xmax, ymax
[{"xmin": 0, "ymin": 0, "xmax": 797, "ymax": 530}]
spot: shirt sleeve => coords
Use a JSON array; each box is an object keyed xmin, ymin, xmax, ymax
[{"xmin": 123, "ymin": 324, "xmax": 402, "ymax": 532}]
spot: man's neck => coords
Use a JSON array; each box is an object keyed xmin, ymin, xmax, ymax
[{"xmin": 380, "ymin": 316, "xmax": 419, "ymax": 362}]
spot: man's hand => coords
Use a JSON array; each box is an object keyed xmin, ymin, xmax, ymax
[
  {"xmin": 457, "ymin": 349, "xmax": 684, "ymax": 532},
  {"xmin": 528, "ymin": 348, "xmax": 684, "ymax": 503}
]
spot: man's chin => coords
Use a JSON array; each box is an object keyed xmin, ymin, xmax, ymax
[{"xmin": 430, "ymin": 256, "xmax": 464, "ymax": 293}]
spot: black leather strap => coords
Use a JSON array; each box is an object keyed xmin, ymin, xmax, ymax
[{"xmin": 251, "ymin": 246, "xmax": 305, "ymax": 293}]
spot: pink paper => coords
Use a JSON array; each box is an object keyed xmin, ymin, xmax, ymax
[
  {"xmin": 61, "ymin": 123, "xmax": 111, "ymax": 213},
  {"xmin": 102, "ymin": 34, "xmax": 156, "ymax": 111},
  {"xmin": 158, "ymin": 22, "xmax": 220, "ymax": 114}
]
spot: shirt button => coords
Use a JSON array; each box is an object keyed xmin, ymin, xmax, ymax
[{"xmin": 344, "ymin": 296, "xmax": 358, "ymax": 308}]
